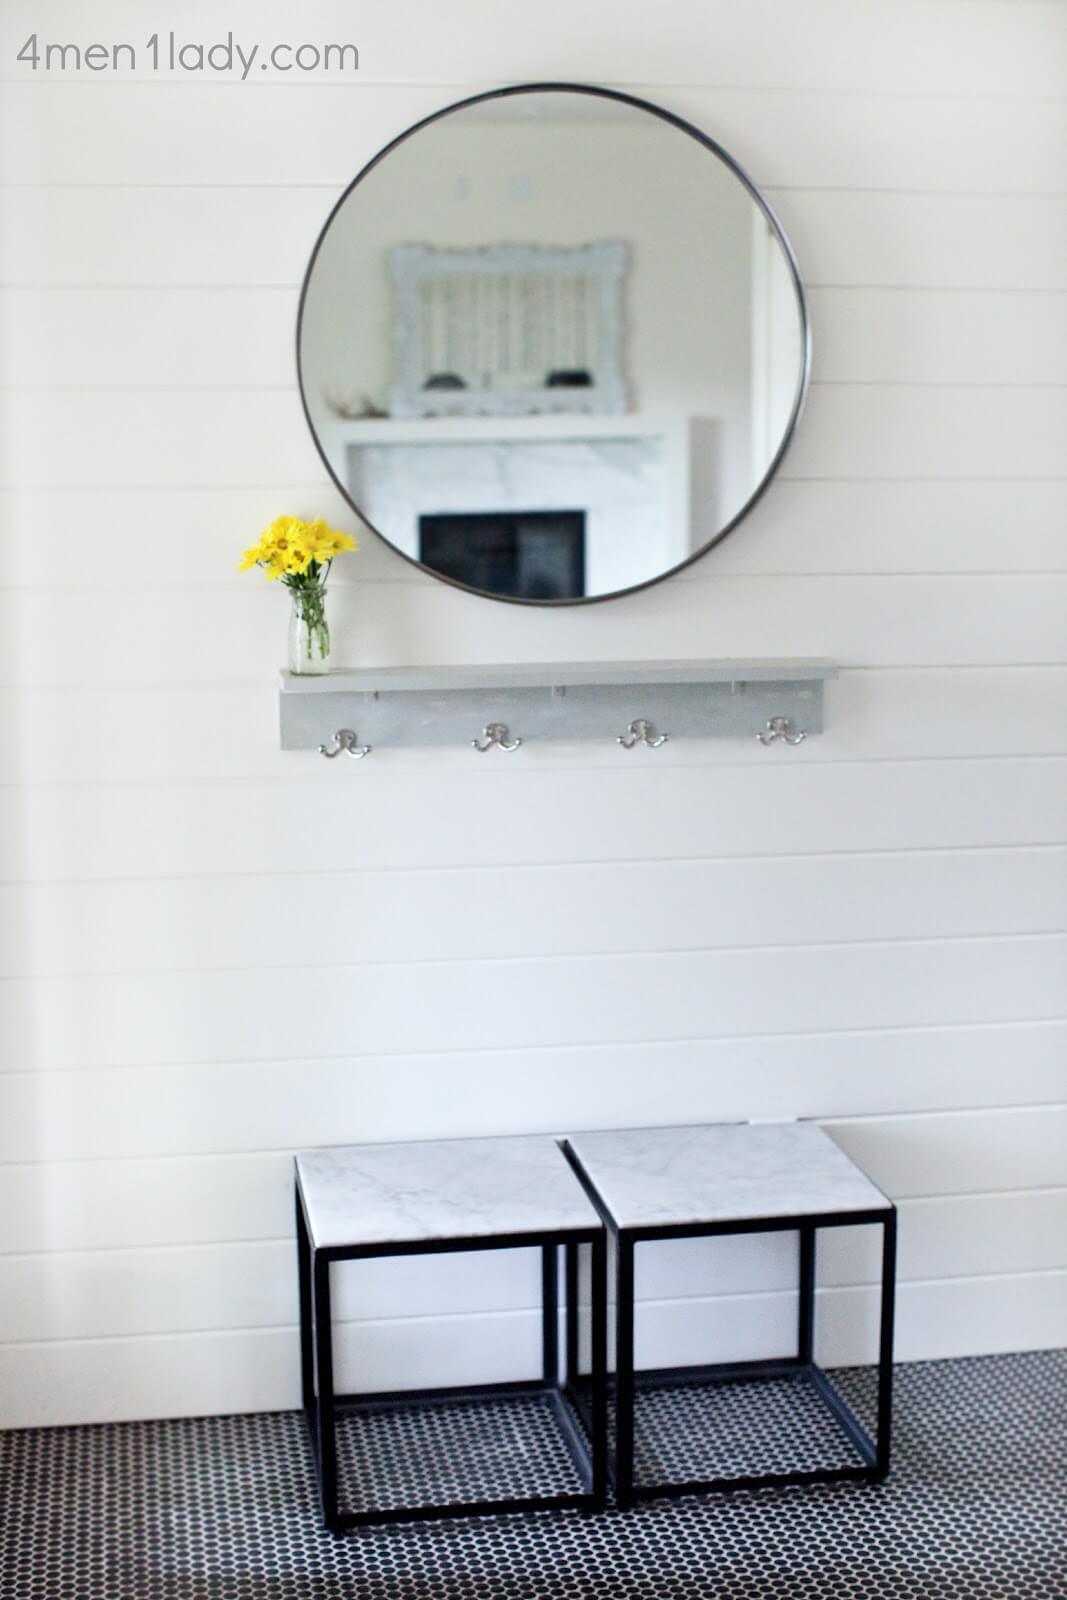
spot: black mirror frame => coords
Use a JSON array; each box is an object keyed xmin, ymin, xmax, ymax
[{"xmin": 296, "ymin": 81, "xmax": 812, "ymax": 607}]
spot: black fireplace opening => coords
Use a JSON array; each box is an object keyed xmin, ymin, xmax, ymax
[{"xmin": 419, "ymin": 510, "xmax": 586, "ymax": 600}]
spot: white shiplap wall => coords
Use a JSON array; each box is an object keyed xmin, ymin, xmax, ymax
[{"xmin": 1, "ymin": 0, "xmax": 1065, "ymax": 1427}]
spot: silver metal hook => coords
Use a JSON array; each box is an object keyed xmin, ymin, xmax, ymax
[
  {"xmin": 472, "ymin": 722, "xmax": 522, "ymax": 753},
  {"xmin": 319, "ymin": 728, "xmax": 372, "ymax": 760},
  {"xmin": 617, "ymin": 718, "xmax": 669, "ymax": 750},
  {"xmin": 756, "ymin": 717, "xmax": 806, "ymax": 746}
]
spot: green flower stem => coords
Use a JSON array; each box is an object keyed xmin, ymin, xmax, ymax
[{"xmin": 286, "ymin": 568, "xmax": 331, "ymax": 666}]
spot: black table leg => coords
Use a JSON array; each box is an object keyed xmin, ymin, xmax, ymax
[
  {"xmin": 590, "ymin": 1230, "xmax": 609, "ymax": 1507},
  {"xmin": 313, "ymin": 1253, "xmax": 340, "ymax": 1530},
  {"xmin": 615, "ymin": 1234, "xmax": 635, "ymax": 1509},
  {"xmin": 876, "ymin": 1210, "xmax": 897, "ymax": 1479},
  {"xmin": 542, "ymin": 1243, "xmax": 559, "ymax": 1385},
  {"xmin": 295, "ymin": 1193, "xmax": 315, "ymax": 1428},
  {"xmin": 798, "ymin": 1222, "xmax": 816, "ymax": 1364},
  {"xmin": 565, "ymin": 1241, "xmax": 580, "ymax": 1388}
]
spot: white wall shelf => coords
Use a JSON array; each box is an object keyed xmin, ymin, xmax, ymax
[{"xmin": 278, "ymin": 659, "xmax": 837, "ymax": 755}]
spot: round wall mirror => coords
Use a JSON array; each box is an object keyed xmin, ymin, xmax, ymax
[{"xmin": 298, "ymin": 83, "xmax": 810, "ymax": 605}]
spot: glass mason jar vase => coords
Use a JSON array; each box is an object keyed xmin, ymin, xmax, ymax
[{"xmin": 287, "ymin": 581, "xmax": 331, "ymax": 675}]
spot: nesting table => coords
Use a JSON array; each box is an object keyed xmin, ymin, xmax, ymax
[
  {"xmin": 295, "ymin": 1120, "xmax": 895, "ymax": 1530},
  {"xmin": 564, "ymin": 1122, "xmax": 896, "ymax": 1507},
  {"xmin": 294, "ymin": 1135, "xmax": 607, "ymax": 1530}
]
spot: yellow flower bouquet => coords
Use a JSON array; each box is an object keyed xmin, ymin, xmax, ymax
[{"xmin": 240, "ymin": 515, "xmax": 357, "ymax": 674}]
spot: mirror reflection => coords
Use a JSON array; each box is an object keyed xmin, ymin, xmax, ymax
[{"xmin": 298, "ymin": 87, "xmax": 808, "ymax": 603}]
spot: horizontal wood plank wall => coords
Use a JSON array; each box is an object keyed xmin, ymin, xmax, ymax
[{"xmin": 0, "ymin": 0, "xmax": 1064, "ymax": 1425}]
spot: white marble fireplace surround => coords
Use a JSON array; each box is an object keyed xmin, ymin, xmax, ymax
[{"xmin": 329, "ymin": 415, "xmax": 699, "ymax": 595}]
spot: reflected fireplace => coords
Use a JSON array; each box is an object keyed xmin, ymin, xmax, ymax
[{"xmin": 419, "ymin": 510, "xmax": 586, "ymax": 600}]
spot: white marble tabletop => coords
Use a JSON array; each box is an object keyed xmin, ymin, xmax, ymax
[
  {"xmin": 295, "ymin": 1134, "xmax": 600, "ymax": 1249},
  {"xmin": 565, "ymin": 1122, "xmax": 890, "ymax": 1231}
]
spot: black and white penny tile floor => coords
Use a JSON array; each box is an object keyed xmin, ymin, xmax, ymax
[{"xmin": 2, "ymin": 1351, "xmax": 1064, "ymax": 1599}]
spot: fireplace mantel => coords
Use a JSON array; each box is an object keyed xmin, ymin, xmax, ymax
[{"xmin": 320, "ymin": 414, "xmax": 689, "ymax": 447}]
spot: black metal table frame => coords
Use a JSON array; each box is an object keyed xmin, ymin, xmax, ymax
[
  {"xmin": 295, "ymin": 1185, "xmax": 608, "ymax": 1531},
  {"xmin": 561, "ymin": 1159, "xmax": 896, "ymax": 1508}
]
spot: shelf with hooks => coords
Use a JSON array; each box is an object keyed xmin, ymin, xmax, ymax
[{"xmin": 279, "ymin": 660, "xmax": 837, "ymax": 758}]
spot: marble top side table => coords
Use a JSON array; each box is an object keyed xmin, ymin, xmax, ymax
[
  {"xmin": 564, "ymin": 1121, "xmax": 896, "ymax": 1508},
  {"xmin": 294, "ymin": 1134, "xmax": 607, "ymax": 1531}
]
